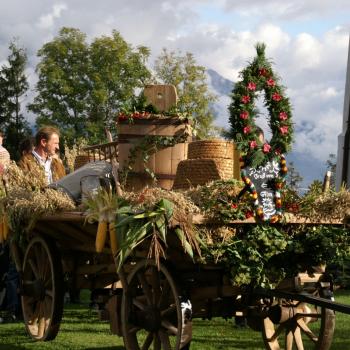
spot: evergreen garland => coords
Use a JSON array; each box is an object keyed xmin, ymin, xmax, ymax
[{"xmin": 228, "ymin": 43, "xmax": 293, "ymax": 167}]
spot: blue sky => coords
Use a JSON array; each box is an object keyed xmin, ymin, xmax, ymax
[{"xmin": 0, "ymin": 0, "xmax": 349, "ymax": 187}]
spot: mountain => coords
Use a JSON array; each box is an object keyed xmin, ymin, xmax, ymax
[{"xmin": 206, "ymin": 68, "xmax": 326, "ymax": 189}]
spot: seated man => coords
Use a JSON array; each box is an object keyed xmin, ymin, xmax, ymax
[{"xmin": 18, "ymin": 126, "xmax": 66, "ymax": 184}]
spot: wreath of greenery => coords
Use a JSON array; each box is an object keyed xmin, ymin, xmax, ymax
[{"xmin": 228, "ymin": 43, "xmax": 293, "ymax": 168}]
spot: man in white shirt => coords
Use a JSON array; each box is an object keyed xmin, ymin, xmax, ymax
[{"xmin": 18, "ymin": 126, "xmax": 66, "ymax": 184}]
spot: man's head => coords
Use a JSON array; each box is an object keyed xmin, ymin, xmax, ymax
[{"xmin": 35, "ymin": 126, "xmax": 60, "ymax": 157}]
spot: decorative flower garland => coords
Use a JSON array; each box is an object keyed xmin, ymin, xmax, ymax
[
  {"xmin": 228, "ymin": 43, "xmax": 293, "ymax": 168},
  {"xmin": 241, "ymin": 155, "xmax": 288, "ymax": 222}
]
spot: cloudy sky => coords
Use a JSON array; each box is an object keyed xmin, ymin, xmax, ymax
[{"xmin": 1, "ymin": 0, "xmax": 350, "ymax": 186}]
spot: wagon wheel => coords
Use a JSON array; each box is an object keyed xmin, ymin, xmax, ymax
[
  {"xmin": 121, "ymin": 259, "xmax": 183, "ymax": 350},
  {"xmin": 262, "ymin": 294, "xmax": 335, "ymax": 350},
  {"xmin": 21, "ymin": 235, "xmax": 64, "ymax": 340}
]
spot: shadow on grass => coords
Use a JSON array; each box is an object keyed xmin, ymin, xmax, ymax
[
  {"xmin": 85, "ymin": 347, "xmax": 124, "ymax": 350},
  {"xmin": 0, "ymin": 345, "xmax": 26, "ymax": 350}
]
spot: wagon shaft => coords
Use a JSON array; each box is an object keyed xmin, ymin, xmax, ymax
[{"xmin": 257, "ymin": 288, "xmax": 350, "ymax": 315}]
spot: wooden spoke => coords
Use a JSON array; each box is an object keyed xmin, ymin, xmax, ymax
[
  {"xmin": 129, "ymin": 326, "xmax": 141, "ymax": 334},
  {"xmin": 151, "ymin": 267, "xmax": 161, "ymax": 306},
  {"xmin": 297, "ymin": 318, "xmax": 318, "ymax": 342},
  {"xmin": 158, "ymin": 281, "xmax": 170, "ymax": 308},
  {"xmin": 137, "ymin": 271, "xmax": 153, "ymax": 305},
  {"xmin": 28, "ymin": 258, "xmax": 40, "ymax": 280},
  {"xmin": 285, "ymin": 329, "xmax": 293, "ymax": 350},
  {"xmin": 161, "ymin": 320, "xmax": 178, "ymax": 335},
  {"xmin": 133, "ymin": 298, "xmax": 146, "ymax": 311},
  {"xmin": 158, "ymin": 330, "xmax": 172, "ymax": 350},
  {"xmin": 293, "ymin": 326, "xmax": 305, "ymax": 350},
  {"xmin": 153, "ymin": 333, "xmax": 161, "ymax": 350},
  {"xmin": 141, "ymin": 332, "xmax": 154, "ymax": 350},
  {"xmin": 161, "ymin": 304, "xmax": 176, "ymax": 317}
]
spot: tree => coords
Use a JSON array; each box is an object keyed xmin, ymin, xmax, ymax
[
  {"xmin": 88, "ymin": 31, "xmax": 151, "ymax": 142},
  {"xmin": 28, "ymin": 27, "xmax": 152, "ymax": 145},
  {"xmin": 0, "ymin": 40, "xmax": 31, "ymax": 160},
  {"xmin": 154, "ymin": 49, "xmax": 217, "ymax": 139},
  {"xmin": 28, "ymin": 28, "xmax": 90, "ymax": 145},
  {"xmin": 286, "ymin": 161, "xmax": 303, "ymax": 191}
]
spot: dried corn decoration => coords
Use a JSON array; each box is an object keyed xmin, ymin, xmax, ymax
[{"xmin": 84, "ymin": 188, "xmax": 119, "ymax": 254}]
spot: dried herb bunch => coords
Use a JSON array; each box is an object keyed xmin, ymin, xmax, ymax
[{"xmin": 1, "ymin": 162, "xmax": 75, "ymax": 243}]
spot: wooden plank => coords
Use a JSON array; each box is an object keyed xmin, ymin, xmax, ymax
[
  {"xmin": 144, "ymin": 85, "xmax": 177, "ymax": 112},
  {"xmin": 190, "ymin": 213, "xmax": 345, "ymax": 225}
]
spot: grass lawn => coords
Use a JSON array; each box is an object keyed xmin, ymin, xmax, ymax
[{"xmin": 1, "ymin": 290, "xmax": 350, "ymax": 349}]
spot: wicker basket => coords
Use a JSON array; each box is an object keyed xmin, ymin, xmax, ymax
[
  {"xmin": 172, "ymin": 139, "xmax": 240, "ymax": 190},
  {"xmin": 188, "ymin": 139, "xmax": 234, "ymax": 159},
  {"xmin": 172, "ymin": 158, "xmax": 235, "ymax": 189}
]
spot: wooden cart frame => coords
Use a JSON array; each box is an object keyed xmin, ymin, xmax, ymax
[{"xmin": 9, "ymin": 210, "xmax": 350, "ymax": 350}]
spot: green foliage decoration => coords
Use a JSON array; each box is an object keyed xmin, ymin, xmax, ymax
[
  {"xmin": 114, "ymin": 198, "xmax": 196, "ymax": 269},
  {"xmin": 228, "ymin": 43, "xmax": 294, "ymax": 167}
]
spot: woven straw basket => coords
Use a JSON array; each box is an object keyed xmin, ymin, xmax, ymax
[{"xmin": 172, "ymin": 139, "xmax": 240, "ymax": 190}]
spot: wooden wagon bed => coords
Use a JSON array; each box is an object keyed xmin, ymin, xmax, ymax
[{"xmin": 11, "ymin": 210, "xmax": 349, "ymax": 349}]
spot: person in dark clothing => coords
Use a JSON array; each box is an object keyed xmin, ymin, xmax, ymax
[{"xmin": 0, "ymin": 243, "xmax": 20, "ymax": 323}]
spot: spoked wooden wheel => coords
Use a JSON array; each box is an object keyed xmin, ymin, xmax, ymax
[
  {"xmin": 262, "ymin": 297, "xmax": 335, "ymax": 350},
  {"xmin": 121, "ymin": 259, "xmax": 183, "ymax": 350},
  {"xmin": 21, "ymin": 235, "xmax": 64, "ymax": 340}
]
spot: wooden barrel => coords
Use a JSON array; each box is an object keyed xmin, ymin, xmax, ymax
[{"xmin": 118, "ymin": 116, "xmax": 191, "ymax": 191}]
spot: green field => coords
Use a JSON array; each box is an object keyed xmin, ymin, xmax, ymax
[{"xmin": 1, "ymin": 291, "xmax": 350, "ymax": 350}]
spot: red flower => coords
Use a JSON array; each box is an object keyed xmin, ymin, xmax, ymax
[
  {"xmin": 240, "ymin": 111, "xmax": 249, "ymax": 119},
  {"xmin": 247, "ymin": 82, "xmax": 256, "ymax": 91},
  {"xmin": 263, "ymin": 143, "xmax": 271, "ymax": 153},
  {"xmin": 266, "ymin": 78, "xmax": 275, "ymax": 87},
  {"xmin": 258, "ymin": 68, "xmax": 268, "ymax": 76},
  {"xmin": 280, "ymin": 126, "xmax": 289, "ymax": 135},
  {"xmin": 249, "ymin": 140, "xmax": 257, "ymax": 149},
  {"xmin": 245, "ymin": 211, "xmax": 254, "ymax": 219},
  {"xmin": 243, "ymin": 126, "xmax": 251, "ymax": 134},
  {"xmin": 272, "ymin": 93, "xmax": 282, "ymax": 101},
  {"xmin": 241, "ymin": 95, "xmax": 251, "ymax": 104},
  {"xmin": 118, "ymin": 113, "xmax": 128, "ymax": 121},
  {"xmin": 279, "ymin": 112, "xmax": 288, "ymax": 120},
  {"xmin": 231, "ymin": 203, "xmax": 238, "ymax": 209}
]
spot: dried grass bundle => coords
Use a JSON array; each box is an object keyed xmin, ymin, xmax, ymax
[
  {"xmin": 299, "ymin": 186, "xmax": 350, "ymax": 222},
  {"xmin": 5, "ymin": 161, "xmax": 46, "ymax": 191},
  {"xmin": 64, "ymin": 139, "xmax": 88, "ymax": 173},
  {"xmin": 123, "ymin": 187, "xmax": 201, "ymax": 216},
  {"xmin": 1, "ymin": 163, "xmax": 75, "ymax": 241}
]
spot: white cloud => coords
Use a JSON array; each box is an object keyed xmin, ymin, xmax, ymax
[
  {"xmin": 37, "ymin": 3, "xmax": 67, "ymax": 29},
  {"xmin": 0, "ymin": 0, "xmax": 349, "ymax": 182}
]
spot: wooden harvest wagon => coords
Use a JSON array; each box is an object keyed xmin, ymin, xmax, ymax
[{"xmin": 10, "ymin": 209, "xmax": 350, "ymax": 350}]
